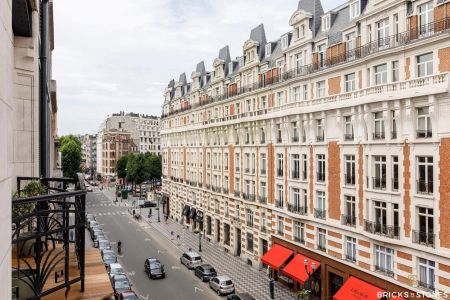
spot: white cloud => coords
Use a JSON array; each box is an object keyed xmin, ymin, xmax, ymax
[{"xmin": 54, "ymin": 0, "xmax": 346, "ymax": 135}]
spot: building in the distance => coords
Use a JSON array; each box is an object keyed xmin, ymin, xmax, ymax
[
  {"xmin": 81, "ymin": 134, "xmax": 97, "ymax": 172},
  {"xmin": 97, "ymin": 129, "xmax": 135, "ymax": 176},
  {"xmin": 160, "ymin": 0, "xmax": 450, "ymax": 299},
  {"xmin": 96, "ymin": 112, "xmax": 160, "ymax": 176}
]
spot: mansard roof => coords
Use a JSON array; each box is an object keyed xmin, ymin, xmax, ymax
[
  {"xmin": 196, "ymin": 61, "xmax": 206, "ymax": 75},
  {"xmin": 297, "ymin": 0, "xmax": 323, "ymax": 36},
  {"xmin": 249, "ymin": 24, "xmax": 267, "ymax": 61}
]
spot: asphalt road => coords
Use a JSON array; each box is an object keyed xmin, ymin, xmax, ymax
[{"xmin": 86, "ymin": 190, "xmax": 218, "ymax": 300}]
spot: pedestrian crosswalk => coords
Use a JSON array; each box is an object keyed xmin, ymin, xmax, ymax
[{"xmin": 91, "ymin": 211, "xmax": 128, "ymax": 217}]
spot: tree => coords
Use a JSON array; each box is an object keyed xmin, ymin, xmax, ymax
[
  {"xmin": 134, "ymin": 154, "xmax": 148, "ymax": 199},
  {"xmin": 126, "ymin": 153, "xmax": 137, "ymax": 185},
  {"xmin": 60, "ymin": 135, "xmax": 81, "ymax": 148},
  {"xmin": 116, "ymin": 154, "xmax": 129, "ymax": 180},
  {"xmin": 61, "ymin": 140, "xmax": 81, "ymax": 178},
  {"xmin": 145, "ymin": 154, "xmax": 162, "ymax": 181}
]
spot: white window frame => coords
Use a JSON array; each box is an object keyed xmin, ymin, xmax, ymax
[
  {"xmin": 417, "ymin": 53, "xmax": 433, "ymax": 77},
  {"xmin": 322, "ymin": 15, "xmax": 331, "ymax": 31},
  {"xmin": 349, "ymin": 1, "xmax": 360, "ymax": 19}
]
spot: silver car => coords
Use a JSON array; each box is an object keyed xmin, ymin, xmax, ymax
[
  {"xmin": 107, "ymin": 263, "xmax": 125, "ymax": 280},
  {"xmin": 98, "ymin": 239, "xmax": 111, "ymax": 251},
  {"xmin": 209, "ymin": 275, "xmax": 235, "ymax": 295},
  {"xmin": 179, "ymin": 251, "xmax": 202, "ymax": 269}
]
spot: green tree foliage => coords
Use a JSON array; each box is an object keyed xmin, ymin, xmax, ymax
[
  {"xmin": 116, "ymin": 155, "xmax": 129, "ymax": 179},
  {"xmin": 145, "ymin": 154, "xmax": 162, "ymax": 180},
  {"xmin": 60, "ymin": 134, "xmax": 81, "ymax": 148},
  {"xmin": 12, "ymin": 180, "xmax": 47, "ymax": 218},
  {"xmin": 125, "ymin": 153, "xmax": 137, "ymax": 184},
  {"xmin": 134, "ymin": 154, "xmax": 148, "ymax": 186},
  {"xmin": 61, "ymin": 139, "xmax": 81, "ymax": 178}
]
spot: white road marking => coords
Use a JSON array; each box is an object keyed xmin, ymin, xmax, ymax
[
  {"xmin": 138, "ymin": 294, "xmax": 149, "ymax": 300},
  {"xmin": 171, "ymin": 266, "xmax": 180, "ymax": 270},
  {"xmin": 194, "ymin": 287, "xmax": 204, "ymax": 293},
  {"xmin": 157, "ymin": 250, "xmax": 165, "ymax": 254},
  {"xmin": 144, "ymin": 238, "xmax": 152, "ymax": 242},
  {"xmin": 126, "ymin": 271, "xmax": 136, "ymax": 277}
]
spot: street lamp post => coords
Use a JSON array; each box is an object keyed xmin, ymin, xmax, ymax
[
  {"xmin": 198, "ymin": 231, "xmax": 202, "ymax": 252},
  {"xmin": 157, "ymin": 194, "xmax": 161, "ymax": 222},
  {"xmin": 303, "ymin": 258, "xmax": 316, "ymax": 299}
]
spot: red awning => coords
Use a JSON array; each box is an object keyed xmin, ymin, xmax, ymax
[
  {"xmin": 282, "ymin": 254, "xmax": 321, "ymax": 284},
  {"xmin": 333, "ymin": 276, "xmax": 386, "ymax": 300},
  {"xmin": 261, "ymin": 244, "xmax": 293, "ymax": 270}
]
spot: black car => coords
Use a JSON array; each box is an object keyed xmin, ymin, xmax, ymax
[
  {"xmin": 139, "ymin": 200, "xmax": 157, "ymax": 208},
  {"xmin": 194, "ymin": 264, "xmax": 217, "ymax": 282},
  {"xmin": 111, "ymin": 274, "xmax": 132, "ymax": 299},
  {"xmin": 144, "ymin": 258, "xmax": 165, "ymax": 279},
  {"xmin": 227, "ymin": 292, "xmax": 256, "ymax": 300}
]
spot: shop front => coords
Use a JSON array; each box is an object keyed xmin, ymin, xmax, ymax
[
  {"xmin": 188, "ymin": 207, "xmax": 197, "ymax": 229},
  {"xmin": 272, "ymin": 237, "xmax": 422, "ymax": 300},
  {"xmin": 195, "ymin": 210, "xmax": 204, "ymax": 231},
  {"xmin": 182, "ymin": 204, "xmax": 190, "ymax": 224}
]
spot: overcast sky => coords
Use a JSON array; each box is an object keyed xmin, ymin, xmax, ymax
[{"xmin": 54, "ymin": 0, "xmax": 345, "ymax": 135}]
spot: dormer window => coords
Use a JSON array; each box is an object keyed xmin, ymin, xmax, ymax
[
  {"xmin": 350, "ymin": 1, "xmax": 360, "ymax": 19},
  {"xmin": 229, "ymin": 62, "xmax": 233, "ymax": 73},
  {"xmin": 299, "ymin": 25, "xmax": 305, "ymax": 38},
  {"xmin": 322, "ymin": 15, "xmax": 331, "ymax": 31},
  {"xmin": 239, "ymin": 57, "xmax": 245, "ymax": 68},
  {"xmin": 281, "ymin": 36, "xmax": 288, "ymax": 50},
  {"xmin": 265, "ymin": 44, "xmax": 271, "ymax": 57}
]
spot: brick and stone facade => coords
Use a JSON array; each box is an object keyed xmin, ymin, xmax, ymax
[{"xmin": 161, "ymin": 0, "xmax": 450, "ymax": 298}]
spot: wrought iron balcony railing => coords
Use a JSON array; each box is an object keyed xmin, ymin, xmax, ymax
[
  {"xmin": 417, "ymin": 280, "xmax": 435, "ymax": 292},
  {"xmin": 412, "ymin": 230, "xmax": 435, "ymax": 248},
  {"xmin": 373, "ymin": 131, "xmax": 385, "ymax": 140},
  {"xmin": 291, "ymin": 170, "xmax": 300, "ymax": 180},
  {"xmin": 288, "ymin": 204, "xmax": 307, "ymax": 215},
  {"xmin": 316, "ymin": 172, "xmax": 325, "ymax": 182},
  {"xmin": 344, "ymin": 133, "xmax": 354, "ymax": 141},
  {"xmin": 341, "ymin": 214, "xmax": 356, "ymax": 227},
  {"xmin": 259, "ymin": 196, "xmax": 267, "ymax": 204},
  {"xmin": 294, "ymin": 236, "xmax": 305, "ymax": 244},
  {"xmin": 417, "ymin": 130, "xmax": 432, "ymax": 138},
  {"xmin": 374, "ymin": 265, "xmax": 394, "ymax": 278},
  {"xmin": 363, "ymin": 220, "xmax": 400, "ymax": 239},
  {"xmin": 162, "ymin": 18, "xmax": 450, "ymax": 120},
  {"xmin": 417, "ymin": 180, "xmax": 433, "ymax": 194},
  {"xmin": 345, "ymin": 253, "xmax": 356, "ymax": 263},
  {"xmin": 275, "ymin": 199, "xmax": 284, "ymax": 209},
  {"xmin": 344, "ymin": 173, "xmax": 355, "ymax": 186},
  {"xmin": 12, "ymin": 176, "xmax": 87, "ymax": 299},
  {"xmin": 314, "ymin": 208, "xmax": 326, "ymax": 219},
  {"xmin": 372, "ymin": 177, "xmax": 386, "ymax": 190},
  {"xmin": 276, "ymin": 169, "xmax": 284, "ymax": 177}
]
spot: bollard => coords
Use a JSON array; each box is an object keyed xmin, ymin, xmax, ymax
[{"xmin": 269, "ymin": 278, "xmax": 275, "ymax": 299}]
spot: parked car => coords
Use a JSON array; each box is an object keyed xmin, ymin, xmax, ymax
[
  {"xmin": 180, "ymin": 251, "xmax": 202, "ymax": 269},
  {"xmin": 103, "ymin": 252, "xmax": 117, "ymax": 268},
  {"xmin": 86, "ymin": 186, "xmax": 93, "ymax": 192},
  {"xmin": 194, "ymin": 264, "xmax": 217, "ymax": 282},
  {"xmin": 99, "ymin": 239, "xmax": 112, "ymax": 251},
  {"xmin": 118, "ymin": 291, "xmax": 139, "ymax": 300},
  {"xmin": 144, "ymin": 258, "xmax": 165, "ymax": 279},
  {"xmin": 227, "ymin": 292, "xmax": 256, "ymax": 300},
  {"xmin": 139, "ymin": 200, "xmax": 157, "ymax": 208},
  {"xmin": 87, "ymin": 220, "xmax": 97, "ymax": 230},
  {"xmin": 108, "ymin": 263, "xmax": 125, "ymax": 280},
  {"xmin": 111, "ymin": 274, "xmax": 132, "ymax": 299},
  {"xmin": 209, "ymin": 276, "xmax": 235, "ymax": 296},
  {"xmin": 101, "ymin": 249, "xmax": 115, "ymax": 260}
]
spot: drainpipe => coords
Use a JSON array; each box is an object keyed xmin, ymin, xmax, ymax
[{"xmin": 39, "ymin": 0, "xmax": 50, "ymax": 178}]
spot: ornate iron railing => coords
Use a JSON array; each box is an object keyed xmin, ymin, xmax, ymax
[{"xmin": 12, "ymin": 176, "xmax": 86, "ymax": 299}]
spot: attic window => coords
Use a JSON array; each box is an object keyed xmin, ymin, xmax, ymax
[
  {"xmin": 322, "ymin": 15, "xmax": 331, "ymax": 31},
  {"xmin": 229, "ymin": 62, "xmax": 233, "ymax": 73},
  {"xmin": 265, "ymin": 44, "xmax": 271, "ymax": 57},
  {"xmin": 239, "ymin": 57, "xmax": 245, "ymax": 67},
  {"xmin": 350, "ymin": 1, "xmax": 360, "ymax": 19},
  {"xmin": 281, "ymin": 36, "xmax": 288, "ymax": 50}
]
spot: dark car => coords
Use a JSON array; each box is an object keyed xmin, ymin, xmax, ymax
[
  {"xmin": 118, "ymin": 291, "xmax": 139, "ymax": 300},
  {"xmin": 194, "ymin": 264, "xmax": 217, "ymax": 282},
  {"xmin": 144, "ymin": 258, "xmax": 165, "ymax": 279},
  {"xmin": 139, "ymin": 200, "xmax": 157, "ymax": 208},
  {"xmin": 111, "ymin": 274, "xmax": 132, "ymax": 299},
  {"xmin": 227, "ymin": 292, "xmax": 256, "ymax": 300}
]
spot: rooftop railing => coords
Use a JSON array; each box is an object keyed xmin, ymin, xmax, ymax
[{"xmin": 162, "ymin": 18, "xmax": 450, "ymax": 119}]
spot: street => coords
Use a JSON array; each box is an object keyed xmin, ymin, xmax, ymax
[{"xmin": 86, "ymin": 189, "xmax": 217, "ymax": 300}]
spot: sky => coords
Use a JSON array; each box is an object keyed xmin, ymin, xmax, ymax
[{"xmin": 54, "ymin": 0, "xmax": 345, "ymax": 135}]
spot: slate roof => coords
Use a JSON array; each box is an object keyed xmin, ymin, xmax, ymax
[
  {"xmin": 249, "ymin": 24, "xmax": 267, "ymax": 61},
  {"xmin": 297, "ymin": 0, "xmax": 323, "ymax": 36}
]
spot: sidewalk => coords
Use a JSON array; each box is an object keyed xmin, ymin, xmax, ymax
[{"xmin": 102, "ymin": 189, "xmax": 297, "ymax": 299}]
